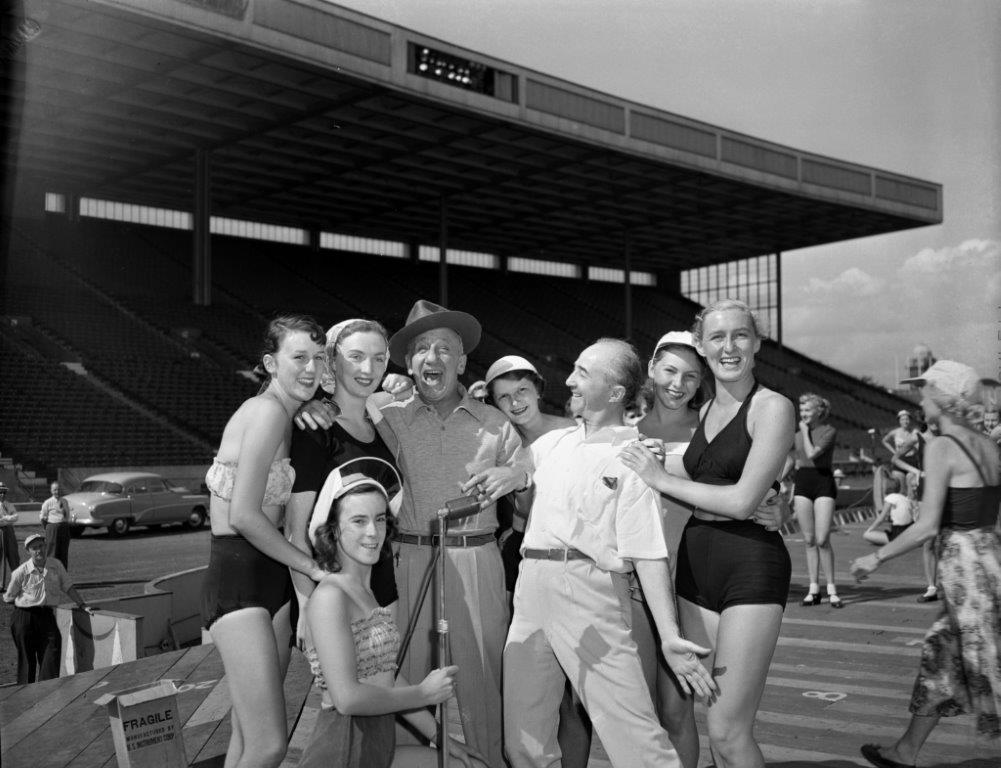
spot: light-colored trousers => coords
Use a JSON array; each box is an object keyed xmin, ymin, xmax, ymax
[{"xmin": 504, "ymin": 558, "xmax": 682, "ymax": 768}]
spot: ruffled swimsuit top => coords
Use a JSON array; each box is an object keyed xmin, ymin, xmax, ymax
[
  {"xmin": 205, "ymin": 457, "xmax": 295, "ymax": 507},
  {"xmin": 307, "ymin": 606, "xmax": 400, "ymax": 693}
]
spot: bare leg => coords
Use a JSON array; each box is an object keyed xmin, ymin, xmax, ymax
[
  {"xmin": 812, "ymin": 497, "xmax": 838, "ymax": 600},
  {"xmin": 704, "ymin": 604, "xmax": 783, "ymax": 768},
  {"xmin": 794, "ymin": 497, "xmax": 819, "ymax": 600},
  {"xmin": 210, "ymin": 608, "xmax": 290, "ymax": 768},
  {"xmin": 663, "ymin": 598, "xmax": 721, "ymax": 768},
  {"xmin": 865, "ymin": 713, "xmax": 939, "ymax": 766},
  {"xmin": 921, "ymin": 540, "xmax": 938, "ymax": 597}
]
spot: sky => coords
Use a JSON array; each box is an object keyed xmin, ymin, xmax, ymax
[{"xmin": 330, "ymin": 0, "xmax": 1000, "ymax": 388}]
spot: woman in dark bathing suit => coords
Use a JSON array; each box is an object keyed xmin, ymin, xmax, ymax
[{"xmin": 621, "ymin": 299, "xmax": 795, "ymax": 768}]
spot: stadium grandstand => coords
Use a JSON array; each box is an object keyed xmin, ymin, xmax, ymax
[{"xmin": 1, "ymin": 0, "xmax": 941, "ymax": 495}]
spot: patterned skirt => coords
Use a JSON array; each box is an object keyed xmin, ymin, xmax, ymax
[{"xmin": 909, "ymin": 527, "xmax": 1001, "ymax": 738}]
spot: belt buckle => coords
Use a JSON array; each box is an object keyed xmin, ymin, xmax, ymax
[{"xmin": 558, "ymin": 548, "xmax": 570, "ymax": 562}]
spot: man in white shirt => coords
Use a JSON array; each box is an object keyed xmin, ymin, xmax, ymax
[
  {"xmin": 504, "ymin": 338, "xmax": 716, "ymax": 768},
  {"xmin": 4, "ymin": 533, "xmax": 91, "ymax": 683},
  {"xmin": 0, "ymin": 482, "xmax": 20, "ymax": 589},
  {"xmin": 39, "ymin": 481, "xmax": 74, "ymax": 568}
]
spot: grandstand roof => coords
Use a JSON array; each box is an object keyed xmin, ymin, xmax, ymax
[{"xmin": 5, "ymin": 0, "xmax": 942, "ymax": 272}]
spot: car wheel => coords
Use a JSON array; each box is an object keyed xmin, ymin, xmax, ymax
[
  {"xmin": 185, "ymin": 507, "xmax": 206, "ymax": 530},
  {"xmin": 109, "ymin": 518, "xmax": 130, "ymax": 536}
]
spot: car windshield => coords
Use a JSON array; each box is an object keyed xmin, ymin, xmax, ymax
[{"xmin": 79, "ymin": 480, "xmax": 124, "ymax": 494}]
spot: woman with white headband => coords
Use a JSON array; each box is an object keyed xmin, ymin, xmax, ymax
[{"xmin": 297, "ymin": 465, "xmax": 480, "ymax": 768}]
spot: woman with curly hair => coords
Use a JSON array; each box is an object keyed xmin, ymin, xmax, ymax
[
  {"xmin": 298, "ymin": 468, "xmax": 481, "ymax": 768},
  {"xmin": 794, "ymin": 393, "xmax": 842, "ymax": 607},
  {"xmin": 201, "ymin": 314, "xmax": 329, "ymax": 768},
  {"xmin": 852, "ymin": 361, "xmax": 1001, "ymax": 768}
]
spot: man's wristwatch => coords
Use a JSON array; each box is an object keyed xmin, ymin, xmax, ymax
[{"xmin": 514, "ymin": 471, "xmax": 532, "ymax": 494}]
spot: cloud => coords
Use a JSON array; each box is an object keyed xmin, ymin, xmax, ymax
[
  {"xmin": 902, "ymin": 238, "xmax": 1000, "ymax": 275},
  {"xmin": 804, "ymin": 267, "xmax": 884, "ymax": 297},
  {"xmin": 783, "ymin": 239, "xmax": 1001, "ymax": 385}
]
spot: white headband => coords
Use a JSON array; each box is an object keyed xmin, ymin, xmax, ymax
[{"xmin": 308, "ymin": 457, "xmax": 402, "ymax": 546}]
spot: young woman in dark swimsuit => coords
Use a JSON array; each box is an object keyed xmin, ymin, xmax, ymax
[
  {"xmin": 202, "ymin": 315, "xmax": 329, "ymax": 768},
  {"xmin": 621, "ymin": 299, "xmax": 795, "ymax": 768}
]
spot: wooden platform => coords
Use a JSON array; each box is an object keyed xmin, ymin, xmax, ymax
[{"xmin": 0, "ymin": 645, "xmax": 313, "ymax": 768}]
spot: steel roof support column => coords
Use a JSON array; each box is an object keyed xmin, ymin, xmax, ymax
[
  {"xmin": 775, "ymin": 251, "xmax": 783, "ymax": 345},
  {"xmin": 193, "ymin": 150, "xmax": 211, "ymax": 306},
  {"xmin": 623, "ymin": 233, "xmax": 633, "ymax": 339},
  {"xmin": 438, "ymin": 196, "xmax": 448, "ymax": 305}
]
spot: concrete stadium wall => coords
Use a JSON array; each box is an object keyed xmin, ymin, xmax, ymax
[{"xmin": 146, "ymin": 566, "xmax": 208, "ymax": 648}]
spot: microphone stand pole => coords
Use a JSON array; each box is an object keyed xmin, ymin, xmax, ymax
[{"xmin": 435, "ymin": 503, "xmax": 451, "ymax": 768}]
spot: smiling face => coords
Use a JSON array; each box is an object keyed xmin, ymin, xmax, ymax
[
  {"xmin": 333, "ymin": 330, "xmax": 389, "ymax": 400},
  {"xmin": 335, "ymin": 490, "xmax": 389, "ymax": 570},
  {"xmin": 264, "ymin": 329, "xmax": 326, "ymax": 403},
  {"xmin": 490, "ymin": 375, "xmax": 543, "ymax": 427},
  {"xmin": 799, "ymin": 399, "xmax": 819, "ymax": 425},
  {"xmin": 407, "ymin": 327, "xmax": 466, "ymax": 407},
  {"xmin": 898, "ymin": 412, "xmax": 912, "ymax": 429},
  {"xmin": 696, "ymin": 307, "xmax": 761, "ymax": 383},
  {"xmin": 984, "ymin": 410, "xmax": 1000, "ymax": 432},
  {"xmin": 566, "ymin": 343, "xmax": 619, "ymax": 420},
  {"xmin": 649, "ymin": 346, "xmax": 703, "ymax": 411}
]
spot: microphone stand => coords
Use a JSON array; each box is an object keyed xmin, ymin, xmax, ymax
[{"xmin": 433, "ymin": 495, "xmax": 480, "ymax": 768}]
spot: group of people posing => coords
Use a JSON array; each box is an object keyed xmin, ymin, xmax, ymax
[{"xmin": 199, "ymin": 296, "xmax": 1000, "ymax": 768}]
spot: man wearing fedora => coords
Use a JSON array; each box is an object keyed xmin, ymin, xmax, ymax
[
  {"xmin": 376, "ymin": 299, "xmax": 531, "ymax": 768},
  {"xmin": 4, "ymin": 532, "xmax": 92, "ymax": 683}
]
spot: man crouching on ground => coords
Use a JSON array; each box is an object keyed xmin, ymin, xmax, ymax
[{"xmin": 503, "ymin": 338, "xmax": 717, "ymax": 768}]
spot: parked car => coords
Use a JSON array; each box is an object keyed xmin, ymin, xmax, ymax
[{"xmin": 65, "ymin": 472, "xmax": 209, "ymax": 536}]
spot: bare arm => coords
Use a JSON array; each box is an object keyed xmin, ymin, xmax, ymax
[
  {"xmin": 228, "ymin": 399, "xmax": 320, "ymax": 578},
  {"xmin": 286, "ymin": 490, "xmax": 318, "ymax": 641},
  {"xmin": 621, "ymin": 394, "xmax": 795, "ymax": 520}
]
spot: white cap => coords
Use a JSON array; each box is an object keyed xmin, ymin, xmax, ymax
[
  {"xmin": 24, "ymin": 533, "xmax": 45, "ymax": 549},
  {"xmin": 653, "ymin": 331, "xmax": 697, "ymax": 355},
  {"xmin": 484, "ymin": 355, "xmax": 539, "ymax": 386},
  {"xmin": 900, "ymin": 360, "xmax": 982, "ymax": 404}
]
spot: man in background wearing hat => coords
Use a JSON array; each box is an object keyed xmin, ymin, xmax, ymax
[
  {"xmin": 378, "ymin": 300, "xmax": 531, "ymax": 768},
  {"xmin": 4, "ymin": 532, "xmax": 92, "ymax": 683},
  {"xmin": 1, "ymin": 482, "xmax": 20, "ymax": 589}
]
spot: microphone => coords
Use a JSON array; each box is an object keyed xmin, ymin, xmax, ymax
[{"xmin": 439, "ymin": 495, "xmax": 481, "ymax": 520}]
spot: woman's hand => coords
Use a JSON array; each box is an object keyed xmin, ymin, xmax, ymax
[
  {"xmin": 619, "ymin": 442, "xmax": 670, "ymax": 487},
  {"xmin": 382, "ymin": 373, "xmax": 414, "ymax": 397},
  {"xmin": 850, "ymin": 553, "xmax": 880, "ymax": 582},
  {"xmin": 418, "ymin": 665, "xmax": 458, "ymax": 705},
  {"xmin": 751, "ymin": 489, "xmax": 789, "ymax": 531},
  {"xmin": 293, "ymin": 399, "xmax": 337, "ymax": 431},
  {"xmin": 661, "ymin": 637, "xmax": 717, "ymax": 699}
]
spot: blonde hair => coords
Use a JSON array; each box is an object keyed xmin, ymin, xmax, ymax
[
  {"xmin": 692, "ymin": 298, "xmax": 765, "ymax": 345},
  {"xmin": 799, "ymin": 392, "xmax": 831, "ymax": 421}
]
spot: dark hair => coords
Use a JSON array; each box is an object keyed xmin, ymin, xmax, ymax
[
  {"xmin": 648, "ymin": 342, "xmax": 711, "ymax": 411},
  {"xmin": 486, "ymin": 370, "xmax": 547, "ymax": 404},
  {"xmin": 595, "ymin": 337, "xmax": 644, "ymax": 410},
  {"xmin": 312, "ymin": 486, "xmax": 396, "ymax": 573},
  {"xmin": 255, "ymin": 314, "xmax": 326, "ymax": 393},
  {"xmin": 330, "ymin": 319, "xmax": 389, "ymax": 358}
]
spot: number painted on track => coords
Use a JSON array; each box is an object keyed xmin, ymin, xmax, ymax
[{"xmin": 803, "ymin": 690, "xmax": 847, "ymax": 702}]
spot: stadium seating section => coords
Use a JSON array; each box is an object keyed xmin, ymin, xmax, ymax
[{"xmin": 1, "ymin": 216, "xmax": 916, "ymax": 480}]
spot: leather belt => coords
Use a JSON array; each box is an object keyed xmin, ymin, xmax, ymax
[
  {"xmin": 393, "ymin": 532, "xmax": 496, "ymax": 548},
  {"xmin": 522, "ymin": 547, "xmax": 591, "ymax": 562}
]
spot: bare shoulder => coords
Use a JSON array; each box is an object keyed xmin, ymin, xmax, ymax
[
  {"xmin": 752, "ymin": 386, "xmax": 795, "ymax": 419},
  {"xmin": 308, "ymin": 575, "xmax": 351, "ymax": 614}
]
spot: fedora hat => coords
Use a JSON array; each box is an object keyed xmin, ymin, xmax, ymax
[{"xmin": 388, "ymin": 299, "xmax": 481, "ymax": 367}]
